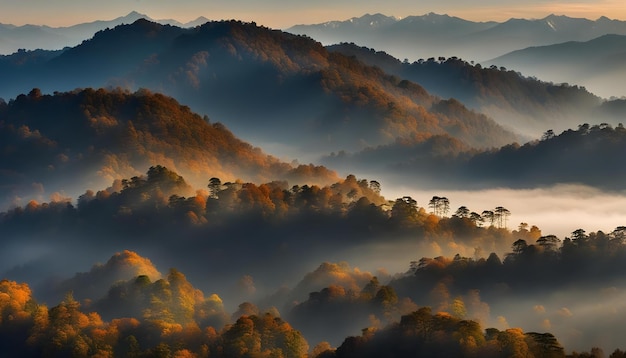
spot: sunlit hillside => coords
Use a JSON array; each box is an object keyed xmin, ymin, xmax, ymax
[
  {"xmin": 0, "ymin": 88, "xmax": 337, "ymax": 208},
  {"xmin": 328, "ymin": 43, "xmax": 623, "ymax": 137}
]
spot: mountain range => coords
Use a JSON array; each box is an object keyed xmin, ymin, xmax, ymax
[
  {"xmin": 3, "ymin": 18, "xmax": 626, "ymax": 197},
  {"xmin": 5, "ymin": 11, "xmax": 626, "ymax": 68},
  {"xmin": 288, "ymin": 13, "xmax": 626, "ymax": 62},
  {"xmin": 0, "ymin": 11, "xmax": 208, "ymax": 55},
  {"xmin": 0, "ymin": 19, "xmax": 518, "ymax": 160}
]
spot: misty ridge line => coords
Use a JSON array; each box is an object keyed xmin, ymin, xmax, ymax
[
  {"xmin": 325, "ymin": 42, "xmax": 623, "ymax": 136},
  {"xmin": 1, "ymin": 87, "xmax": 624, "ymax": 241},
  {"xmin": 5, "ymin": 54, "xmax": 623, "ymax": 208},
  {"xmin": 323, "ymin": 122, "xmax": 626, "ymax": 191},
  {"xmin": 3, "ymin": 86, "xmax": 625, "ymax": 207},
  {"xmin": 3, "ymin": 8, "xmax": 626, "ymax": 105},
  {"xmin": 3, "ymin": 10, "xmax": 625, "ymax": 52},
  {"xmin": 0, "ymin": 10, "xmax": 209, "ymax": 55},
  {"xmin": 4, "ymin": 15, "xmax": 625, "ymax": 161},
  {"xmin": 4, "ymin": 163, "xmax": 624, "ymax": 289},
  {"xmin": 290, "ymin": 12, "xmax": 626, "ymax": 99},
  {"xmin": 0, "ymin": 19, "xmax": 522, "ymax": 154}
]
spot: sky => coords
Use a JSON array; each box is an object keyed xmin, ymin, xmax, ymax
[{"xmin": 1, "ymin": 0, "xmax": 626, "ymax": 28}]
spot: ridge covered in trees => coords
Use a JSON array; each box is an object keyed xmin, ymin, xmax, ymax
[
  {"xmin": 4, "ymin": 244, "xmax": 626, "ymax": 356},
  {"xmin": 1, "ymin": 274, "xmax": 563, "ymax": 357},
  {"xmin": 0, "ymin": 88, "xmax": 337, "ymax": 209},
  {"xmin": 0, "ymin": 263, "xmax": 310, "ymax": 358},
  {"xmin": 0, "ymin": 166, "xmax": 523, "ymax": 297},
  {"xmin": 328, "ymin": 42, "xmax": 625, "ymax": 136},
  {"xmin": 0, "ymin": 19, "xmax": 519, "ymax": 156},
  {"xmin": 1, "ymin": 166, "xmax": 625, "ymax": 353},
  {"xmin": 0, "ymin": 269, "xmax": 565, "ymax": 357},
  {"xmin": 323, "ymin": 122, "xmax": 626, "ymax": 190}
]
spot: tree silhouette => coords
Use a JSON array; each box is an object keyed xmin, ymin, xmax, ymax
[
  {"xmin": 494, "ymin": 206, "xmax": 511, "ymax": 228},
  {"xmin": 368, "ymin": 180, "xmax": 381, "ymax": 195},
  {"xmin": 481, "ymin": 210, "xmax": 495, "ymax": 227},
  {"xmin": 207, "ymin": 177, "xmax": 222, "ymax": 199},
  {"xmin": 454, "ymin": 206, "xmax": 470, "ymax": 219},
  {"xmin": 428, "ymin": 196, "xmax": 450, "ymax": 217}
]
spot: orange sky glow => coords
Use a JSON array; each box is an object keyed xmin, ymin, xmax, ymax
[{"xmin": 1, "ymin": 1, "xmax": 626, "ymax": 28}]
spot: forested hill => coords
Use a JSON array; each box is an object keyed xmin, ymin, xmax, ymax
[
  {"xmin": 0, "ymin": 19, "xmax": 519, "ymax": 155},
  {"xmin": 487, "ymin": 34, "xmax": 626, "ymax": 99},
  {"xmin": 323, "ymin": 123, "xmax": 626, "ymax": 190},
  {"xmin": 0, "ymin": 251, "xmax": 574, "ymax": 358},
  {"xmin": 327, "ymin": 42, "xmax": 620, "ymax": 137},
  {"xmin": 0, "ymin": 88, "xmax": 337, "ymax": 208}
]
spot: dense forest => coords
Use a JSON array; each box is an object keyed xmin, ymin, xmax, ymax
[
  {"xmin": 0, "ymin": 165, "xmax": 519, "ymax": 296},
  {"xmin": 2, "ymin": 259, "xmax": 606, "ymax": 358}
]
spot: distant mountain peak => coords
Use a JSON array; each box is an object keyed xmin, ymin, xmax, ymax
[
  {"xmin": 544, "ymin": 14, "xmax": 563, "ymax": 19},
  {"xmin": 350, "ymin": 13, "xmax": 398, "ymax": 26},
  {"xmin": 424, "ymin": 12, "xmax": 449, "ymax": 18},
  {"xmin": 357, "ymin": 13, "xmax": 396, "ymax": 19},
  {"xmin": 119, "ymin": 10, "xmax": 151, "ymax": 22},
  {"xmin": 597, "ymin": 15, "xmax": 613, "ymax": 23}
]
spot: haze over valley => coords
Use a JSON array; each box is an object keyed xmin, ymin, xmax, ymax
[{"xmin": 2, "ymin": 4, "xmax": 626, "ymax": 357}]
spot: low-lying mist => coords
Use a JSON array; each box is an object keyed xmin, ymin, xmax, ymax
[
  {"xmin": 384, "ymin": 183, "xmax": 626, "ymax": 239},
  {"xmin": 487, "ymin": 286, "xmax": 626, "ymax": 352}
]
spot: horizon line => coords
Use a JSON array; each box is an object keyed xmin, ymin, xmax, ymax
[{"xmin": 1, "ymin": 10, "xmax": 624, "ymax": 30}]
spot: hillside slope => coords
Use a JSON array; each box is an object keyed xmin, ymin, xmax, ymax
[
  {"xmin": 0, "ymin": 11, "xmax": 209, "ymax": 54},
  {"xmin": 323, "ymin": 123, "xmax": 626, "ymax": 190},
  {"xmin": 488, "ymin": 34, "xmax": 626, "ymax": 98},
  {"xmin": 0, "ymin": 88, "xmax": 337, "ymax": 208},
  {"xmin": 328, "ymin": 43, "xmax": 609, "ymax": 137},
  {"xmin": 0, "ymin": 19, "xmax": 519, "ymax": 158}
]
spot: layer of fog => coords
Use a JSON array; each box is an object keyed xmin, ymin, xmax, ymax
[
  {"xmin": 486, "ymin": 284, "xmax": 626, "ymax": 352},
  {"xmin": 381, "ymin": 183, "xmax": 626, "ymax": 239}
]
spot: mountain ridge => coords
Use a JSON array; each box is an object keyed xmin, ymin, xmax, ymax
[
  {"xmin": 288, "ymin": 12, "xmax": 626, "ymax": 62},
  {"xmin": 327, "ymin": 42, "xmax": 626, "ymax": 137},
  {"xmin": 0, "ymin": 11, "xmax": 210, "ymax": 55},
  {"xmin": 488, "ymin": 34, "xmax": 626, "ymax": 98},
  {"xmin": 0, "ymin": 19, "xmax": 519, "ymax": 160}
]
